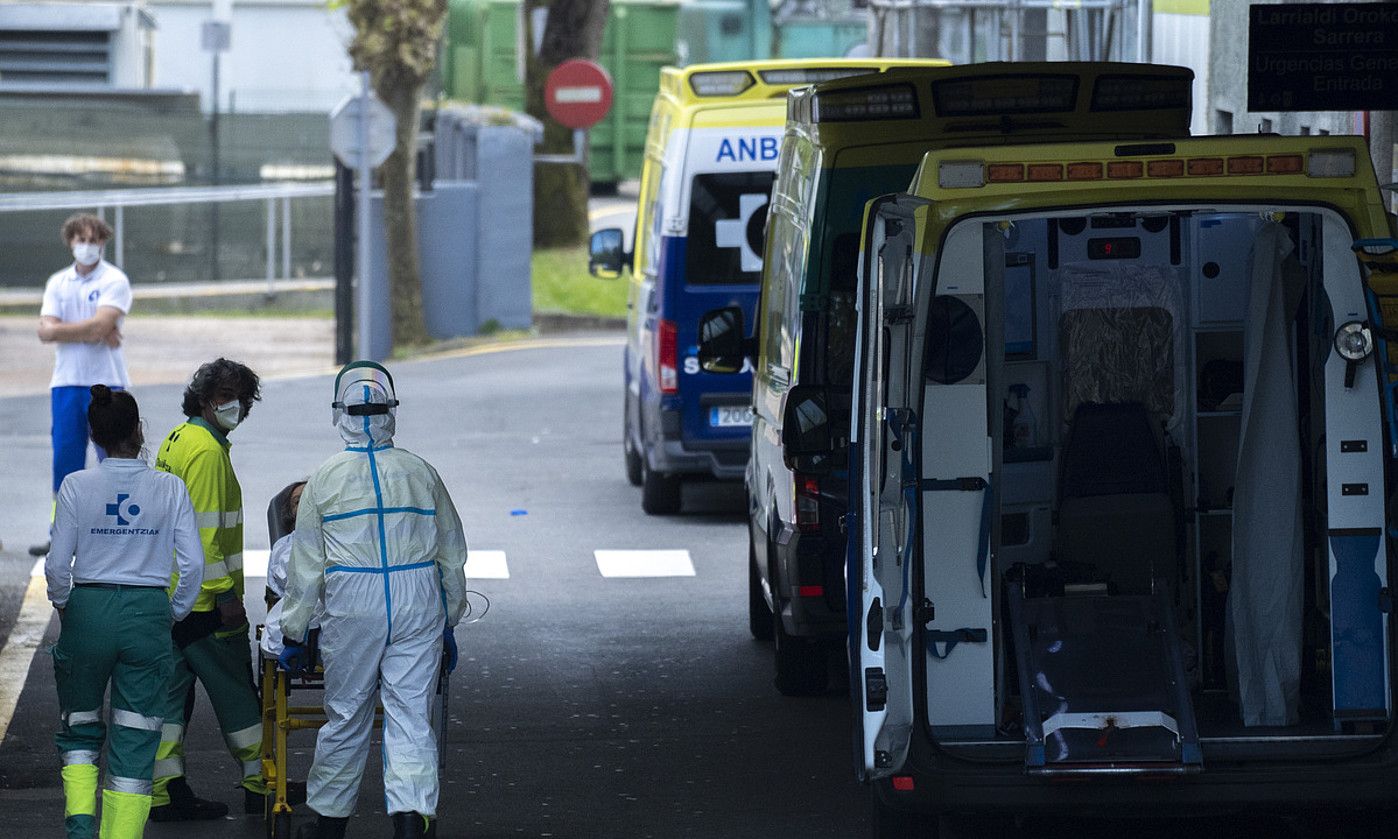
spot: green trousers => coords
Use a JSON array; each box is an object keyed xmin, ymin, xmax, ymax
[
  {"xmin": 151, "ymin": 616, "xmax": 266, "ymax": 805},
  {"xmin": 53, "ymin": 585, "xmax": 173, "ymax": 839}
]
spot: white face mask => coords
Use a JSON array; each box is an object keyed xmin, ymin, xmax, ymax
[
  {"xmin": 213, "ymin": 400, "xmax": 242, "ymax": 432},
  {"xmin": 72, "ymin": 242, "xmax": 102, "ymax": 267}
]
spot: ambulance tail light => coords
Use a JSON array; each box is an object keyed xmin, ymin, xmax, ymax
[
  {"xmin": 658, "ymin": 319, "xmax": 679, "ymax": 394},
  {"xmin": 795, "ymin": 474, "xmax": 821, "ymax": 533},
  {"xmin": 690, "ymin": 71, "xmax": 754, "ymax": 97},
  {"xmin": 811, "ymin": 83, "xmax": 919, "ymax": 123},
  {"xmin": 1309, "ymin": 149, "xmax": 1357, "ymax": 177}
]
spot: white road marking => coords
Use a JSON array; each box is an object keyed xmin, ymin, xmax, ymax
[
  {"xmin": 0, "ymin": 560, "xmax": 55, "ymax": 744},
  {"xmin": 466, "ymin": 550, "xmax": 510, "ymax": 579},
  {"xmin": 244, "ymin": 549, "xmax": 270, "ymax": 579},
  {"xmin": 594, "ymin": 549, "xmax": 695, "ymax": 578}
]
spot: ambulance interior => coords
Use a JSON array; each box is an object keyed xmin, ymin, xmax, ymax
[{"xmin": 926, "ymin": 207, "xmax": 1392, "ymax": 767}]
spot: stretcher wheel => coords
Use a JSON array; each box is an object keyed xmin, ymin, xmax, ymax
[{"xmin": 271, "ymin": 810, "xmax": 292, "ymax": 839}]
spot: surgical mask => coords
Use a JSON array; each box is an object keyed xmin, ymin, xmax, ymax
[
  {"xmin": 72, "ymin": 242, "xmax": 102, "ymax": 267},
  {"xmin": 213, "ymin": 400, "xmax": 242, "ymax": 431}
]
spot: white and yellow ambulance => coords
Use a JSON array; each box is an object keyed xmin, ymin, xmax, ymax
[
  {"xmin": 777, "ymin": 65, "xmax": 1398, "ymax": 832},
  {"xmin": 588, "ymin": 58, "xmax": 948, "ymax": 514}
]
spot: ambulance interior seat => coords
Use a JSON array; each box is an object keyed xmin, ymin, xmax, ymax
[
  {"xmin": 1052, "ymin": 263, "xmax": 1183, "ymax": 596},
  {"xmin": 1055, "ymin": 401, "xmax": 1176, "ymax": 596}
]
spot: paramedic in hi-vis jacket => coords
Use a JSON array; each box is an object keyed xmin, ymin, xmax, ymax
[
  {"xmin": 149, "ymin": 358, "xmax": 269, "ymax": 820},
  {"xmin": 47, "ymin": 386, "xmax": 203, "ymax": 839},
  {"xmin": 278, "ymin": 361, "xmax": 468, "ymax": 839}
]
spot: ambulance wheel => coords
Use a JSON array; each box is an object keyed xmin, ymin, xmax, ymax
[
  {"xmin": 748, "ymin": 538, "xmax": 773, "ymax": 641},
  {"xmin": 641, "ymin": 463, "xmax": 681, "ymax": 515},
  {"xmin": 623, "ymin": 409, "xmax": 642, "ymax": 487},
  {"xmin": 773, "ymin": 605, "xmax": 827, "ymax": 696}
]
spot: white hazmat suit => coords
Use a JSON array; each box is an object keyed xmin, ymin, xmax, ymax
[{"xmin": 280, "ymin": 361, "xmax": 468, "ymax": 823}]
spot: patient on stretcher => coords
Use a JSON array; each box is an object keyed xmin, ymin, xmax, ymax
[{"xmin": 259, "ymin": 481, "xmax": 323, "ymax": 657}]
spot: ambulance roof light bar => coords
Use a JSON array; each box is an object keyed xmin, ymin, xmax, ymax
[
  {"xmin": 935, "ymin": 147, "xmax": 1358, "ymax": 189},
  {"xmin": 809, "ymin": 83, "xmax": 920, "ymax": 123},
  {"xmin": 758, "ymin": 67, "xmax": 878, "ymax": 86},
  {"xmin": 689, "ymin": 71, "xmax": 755, "ymax": 97}
]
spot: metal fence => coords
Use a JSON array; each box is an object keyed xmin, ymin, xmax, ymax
[{"xmin": 0, "ymin": 182, "xmax": 334, "ymax": 291}]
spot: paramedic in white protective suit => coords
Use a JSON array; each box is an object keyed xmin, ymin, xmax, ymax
[{"xmin": 277, "ymin": 361, "xmax": 468, "ymax": 839}]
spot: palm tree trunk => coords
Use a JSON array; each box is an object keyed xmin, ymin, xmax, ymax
[
  {"xmin": 376, "ymin": 71, "xmax": 430, "ymax": 347},
  {"xmin": 525, "ymin": 0, "xmax": 610, "ymax": 248}
]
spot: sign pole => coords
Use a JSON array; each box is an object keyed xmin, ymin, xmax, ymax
[{"xmin": 356, "ymin": 70, "xmax": 373, "ymax": 360}]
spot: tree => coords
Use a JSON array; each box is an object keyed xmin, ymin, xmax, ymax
[
  {"xmin": 523, "ymin": 0, "xmax": 610, "ymax": 247},
  {"xmin": 344, "ymin": 0, "xmax": 448, "ymax": 347}
]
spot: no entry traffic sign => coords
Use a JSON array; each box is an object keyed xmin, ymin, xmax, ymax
[{"xmin": 545, "ymin": 59, "xmax": 614, "ymax": 130}]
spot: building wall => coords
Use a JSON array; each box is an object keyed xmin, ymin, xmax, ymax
[
  {"xmin": 1152, "ymin": 0, "xmax": 1210, "ymax": 135},
  {"xmin": 0, "ymin": 2, "xmax": 154, "ymax": 88},
  {"xmin": 148, "ymin": 0, "xmax": 355, "ymax": 113},
  {"xmin": 1207, "ymin": 0, "xmax": 1358, "ymax": 137}
]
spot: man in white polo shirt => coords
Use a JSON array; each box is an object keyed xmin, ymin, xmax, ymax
[{"xmin": 33, "ymin": 212, "xmax": 133, "ymax": 557}]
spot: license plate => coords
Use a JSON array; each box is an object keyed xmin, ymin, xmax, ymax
[{"xmin": 710, "ymin": 405, "xmax": 754, "ymax": 428}]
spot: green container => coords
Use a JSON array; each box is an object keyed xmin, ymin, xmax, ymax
[
  {"xmin": 675, "ymin": 0, "xmax": 867, "ymax": 65},
  {"xmin": 444, "ymin": 0, "xmax": 678, "ymax": 187},
  {"xmin": 675, "ymin": 0, "xmax": 773, "ymax": 64}
]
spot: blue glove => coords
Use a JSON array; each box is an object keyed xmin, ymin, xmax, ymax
[
  {"xmin": 443, "ymin": 628, "xmax": 458, "ymax": 674},
  {"xmin": 278, "ymin": 640, "xmax": 310, "ymax": 675}
]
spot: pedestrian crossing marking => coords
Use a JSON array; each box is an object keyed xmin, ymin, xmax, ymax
[
  {"xmin": 244, "ymin": 549, "xmax": 270, "ymax": 579},
  {"xmin": 466, "ymin": 550, "xmax": 509, "ymax": 579},
  {"xmin": 594, "ymin": 549, "xmax": 695, "ymax": 578}
]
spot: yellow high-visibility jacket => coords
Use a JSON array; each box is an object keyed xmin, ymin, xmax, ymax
[{"xmin": 155, "ymin": 417, "xmax": 244, "ymax": 612}]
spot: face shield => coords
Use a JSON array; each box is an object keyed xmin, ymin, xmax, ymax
[{"xmin": 332, "ymin": 361, "xmax": 399, "ymax": 447}]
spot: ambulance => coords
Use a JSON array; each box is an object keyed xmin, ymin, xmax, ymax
[
  {"xmin": 780, "ymin": 67, "xmax": 1398, "ymax": 833},
  {"xmin": 588, "ymin": 58, "xmax": 947, "ymax": 514},
  {"xmin": 698, "ymin": 63, "xmax": 1196, "ymax": 697}
]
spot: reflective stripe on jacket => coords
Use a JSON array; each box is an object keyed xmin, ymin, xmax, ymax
[{"xmin": 155, "ymin": 418, "xmax": 244, "ymax": 611}]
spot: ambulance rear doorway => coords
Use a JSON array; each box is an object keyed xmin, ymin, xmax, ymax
[{"xmin": 914, "ymin": 206, "xmax": 1392, "ymax": 770}]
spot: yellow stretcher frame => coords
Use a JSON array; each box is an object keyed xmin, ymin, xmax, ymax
[{"xmin": 256, "ymin": 637, "xmax": 450, "ymax": 839}]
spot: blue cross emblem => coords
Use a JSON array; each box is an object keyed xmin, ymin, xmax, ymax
[{"xmin": 106, "ymin": 493, "xmax": 141, "ymax": 526}]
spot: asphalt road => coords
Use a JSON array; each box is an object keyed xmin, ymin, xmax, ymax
[
  {"xmin": 0, "ymin": 337, "xmax": 870, "ymax": 838},
  {"xmin": 0, "ymin": 339, "xmax": 1377, "ymax": 838}
]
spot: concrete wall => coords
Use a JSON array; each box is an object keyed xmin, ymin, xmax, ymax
[
  {"xmin": 1207, "ymin": 0, "xmax": 1358, "ymax": 137},
  {"xmin": 148, "ymin": 0, "xmax": 355, "ymax": 113},
  {"xmin": 1152, "ymin": 1, "xmax": 1210, "ymax": 134}
]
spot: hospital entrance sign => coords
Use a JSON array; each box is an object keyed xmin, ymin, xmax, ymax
[
  {"xmin": 545, "ymin": 59, "xmax": 613, "ymax": 130},
  {"xmin": 1248, "ymin": 2, "xmax": 1398, "ymax": 111}
]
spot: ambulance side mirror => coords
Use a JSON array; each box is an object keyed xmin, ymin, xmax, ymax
[
  {"xmin": 781, "ymin": 385, "xmax": 833, "ymax": 472},
  {"xmin": 588, "ymin": 228, "xmax": 627, "ymax": 279},
  {"xmin": 698, "ymin": 306, "xmax": 750, "ymax": 374}
]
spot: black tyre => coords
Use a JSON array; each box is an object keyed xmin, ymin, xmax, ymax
[
  {"xmin": 641, "ymin": 462, "xmax": 681, "ymax": 515},
  {"xmin": 773, "ymin": 599, "xmax": 828, "ymax": 695},
  {"xmin": 749, "ymin": 538, "xmax": 774, "ymax": 641},
  {"xmin": 623, "ymin": 400, "xmax": 642, "ymax": 487}
]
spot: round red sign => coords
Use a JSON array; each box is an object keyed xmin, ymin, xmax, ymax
[{"xmin": 544, "ymin": 59, "xmax": 614, "ymax": 130}]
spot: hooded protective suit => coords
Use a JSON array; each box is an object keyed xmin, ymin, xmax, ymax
[{"xmin": 280, "ymin": 361, "xmax": 468, "ymax": 820}]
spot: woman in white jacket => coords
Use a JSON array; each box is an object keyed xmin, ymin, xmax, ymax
[{"xmin": 46, "ymin": 385, "xmax": 204, "ymax": 839}]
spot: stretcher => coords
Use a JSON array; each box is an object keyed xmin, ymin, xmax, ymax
[{"xmin": 254, "ymin": 483, "xmax": 451, "ymax": 839}]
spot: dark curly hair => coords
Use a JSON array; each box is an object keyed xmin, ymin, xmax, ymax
[{"xmin": 181, "ymin": 358, "xmax": 262, "ymax": 419}]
